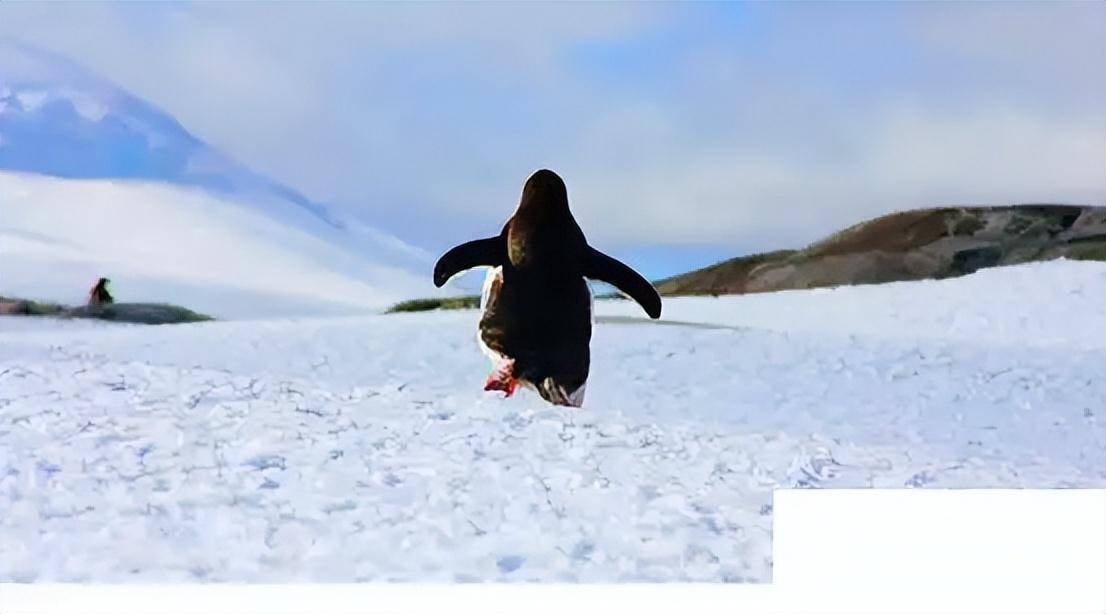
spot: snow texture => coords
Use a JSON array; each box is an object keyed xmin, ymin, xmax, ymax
[{"xmin": 0, "ymin": 260, "xmax": 1103, "ymax": 582}]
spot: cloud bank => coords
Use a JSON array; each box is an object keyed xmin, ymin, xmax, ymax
[{"xmin": 0, "ymin": 2, "xmax": 1101, "ymax": 274}]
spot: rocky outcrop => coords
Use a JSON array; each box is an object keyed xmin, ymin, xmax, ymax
[
  {"xmin": 64, "ymin": 303, "xmax": 213, "ymax": 324},
  {"xmin": 0, "ymin": 297, "xmax": 211, "ymax": 324},
  {"xmin": 657, "ymin": 205, "xmax": 1105, "ymax": 296}
]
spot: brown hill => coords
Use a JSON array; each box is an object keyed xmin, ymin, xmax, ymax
[{"xmin": 656, "ymin": 205, "xmax": 1106, "ymax": 296}]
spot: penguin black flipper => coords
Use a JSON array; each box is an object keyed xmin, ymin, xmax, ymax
[
  {"xmin": 433, "ymin": 236, "xmax": 506, "ymax": 287},
  {"xmin": 583, "ymin": 246, "xmax": 662, "ymax": 319}
]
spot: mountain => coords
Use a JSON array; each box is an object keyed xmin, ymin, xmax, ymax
[
  {"xmin": 656, "ymin": 205, "xmax": 1106, "ymax": 296},
  {"xmin": 0, "ymin": 40, "xmax": 433, "ymax": 317}
]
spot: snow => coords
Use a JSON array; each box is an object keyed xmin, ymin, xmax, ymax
[
  {"xmin": 597, "ymin": 260, "xmax": 1105, "ymax": 351},
  {"xmin": 0, "ymin": 260, "xmax": 1103, "ymax": 582},
  {"xmin": 0, "ymin": 171, "xmax": 430, "ymax": 318}
]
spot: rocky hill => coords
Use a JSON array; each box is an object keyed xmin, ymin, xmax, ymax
[{"xmin": 656, "ymin": 205, "xmax": 1106, "ymax": 295}]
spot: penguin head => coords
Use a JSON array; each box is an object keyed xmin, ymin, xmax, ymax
[
  {"xmin": 508, "ymin": 169, "xmax": 583, "ymax": 270},
  {"xmin": 519, "ymin": 169, "xmax": 568, "ymax": 207}
]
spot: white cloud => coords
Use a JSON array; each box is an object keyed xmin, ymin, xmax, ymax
[
  {"xmin": 560, "ymin": 104, "xmax": 1104, "ymax": 250},
  {"xmin": 0, "ymin": 3, "xmax": 664, "ymax": 202},
  {"xmin": 0, "ymin": 2, "xmax": 1101, "ymax": 255}
]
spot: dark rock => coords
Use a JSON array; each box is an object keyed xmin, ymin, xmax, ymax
[
  {"xmin": 950, "ymin": 246, "xmax": 1003, "ymax": 275},
  {"xmin": 64, "ymin": 303, "xmax": 213, "ymax": 325}
]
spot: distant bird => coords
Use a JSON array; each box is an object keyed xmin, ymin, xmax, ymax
[
  {"xmin": 88, "ymin": 277, "xmax": 113, "ymax": 306},
  {"xmin": 434, "ymin": 169, "xmax": 661, "ymax": 407}
]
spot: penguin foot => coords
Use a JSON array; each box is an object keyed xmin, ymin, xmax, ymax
[
  {"xmin": 484, "ymin": 359, "xmax": 518, "ymax": 398},
  {"xmin": 484, "ymin": 376, "xmax": 518, "ymax": 397}
]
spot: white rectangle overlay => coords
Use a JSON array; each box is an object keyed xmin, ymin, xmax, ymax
[{"xmin": 1, "ymin": 489, "xmax": 1102, "ymax": 614}]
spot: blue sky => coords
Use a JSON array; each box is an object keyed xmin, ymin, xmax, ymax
[{"xmin": 1, "ymin": 2, "xmax": 1103, "ymax": 279}]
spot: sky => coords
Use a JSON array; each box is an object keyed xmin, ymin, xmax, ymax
[{"xmin": 0, "ymin": 2, "xmax": 1103, "ymax": 279}]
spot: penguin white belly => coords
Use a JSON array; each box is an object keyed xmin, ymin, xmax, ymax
[{"xmin": 477, "ymin": 266, "xmax": 507, "ymax": 364}]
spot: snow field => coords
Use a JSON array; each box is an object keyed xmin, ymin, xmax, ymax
[{"xmin": 0, "ymin": 260, "xmax": 1103, "ymax": 582}]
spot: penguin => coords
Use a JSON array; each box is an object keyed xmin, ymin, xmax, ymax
[
  {"xmin": 433, "ymin": 169, "xmax": 661, "ymax": 407},
  {"xmin": 88, "ymin": 277, "xmax": 114, "ymax": 306}
]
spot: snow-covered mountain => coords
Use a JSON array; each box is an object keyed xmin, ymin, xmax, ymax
[{"xmin": 0, "ymin": 40, "xmax": 432, "ymax": 317}]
